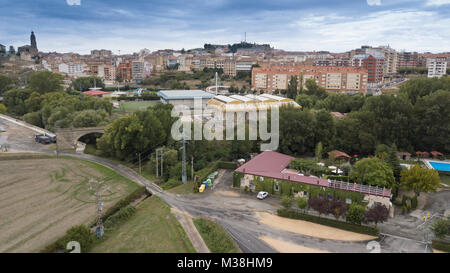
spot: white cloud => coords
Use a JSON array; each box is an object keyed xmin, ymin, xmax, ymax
[
  {"xmin": 367, "ymin": 0, "xmax": 382, "ymax": 6},
  {"xmin": 426, "ymin": 0, "xmax": 450, "ymax": 6},
  {"xmin": 66, "ymin": 0, "xmax": 81, "ymax": 6}
]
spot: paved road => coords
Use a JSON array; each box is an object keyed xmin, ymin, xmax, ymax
[{"xmin": 0, "ymin": 116, "xmax": 436, "ymax": 253}]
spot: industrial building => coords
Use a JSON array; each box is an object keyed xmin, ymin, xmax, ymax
[
  {"xmin": 157, "ymin": 90, "xmax": 215, "ymax": 109},
  {"xmin": 206, "ymin": 94, "xmax": 300, "ymax": 113}
]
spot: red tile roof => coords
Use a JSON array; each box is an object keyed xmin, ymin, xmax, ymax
[
  {"xmin": 235, "ymin": 151, "xmax": 391, "ymax": 198},
  {"xmin": 83, "ymin": 90, "xmax": 109, "ymax": 96}
]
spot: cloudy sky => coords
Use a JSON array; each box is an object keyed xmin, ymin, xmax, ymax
[{"xmin": 0, "ymin": 0, "xmax": 449, "ymax": 54}]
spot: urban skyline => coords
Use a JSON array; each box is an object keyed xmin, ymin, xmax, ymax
[{"xmin": 1, "ymin": 0, "xmax": 449, "ymax": 54}]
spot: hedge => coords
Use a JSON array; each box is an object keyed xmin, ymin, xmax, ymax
[
  {"xmin": 431, "ymin": 240, "xmax": 450, "ymax": 253},
  {"xmin": 193, "ymin": 217, "xmax": 240, "ymax": 253},
  {"xmin": 160, "ymin": 178, "xmax": 183, "ymax": 190},
  {"xmin": 41, "ymin": 225, "xmax": 95, "ymax": 253},
  {"xmin": 104, "ymin": 205, "xmax": 136, "ymax": 229},
  {"xmin": 195, "ymin": 161, "xmax": 236, "ymax": 182},
  {"xmin": 216, "ymin": 161, "xmax": 237, "ymax": 170},
  {"xmin": 277, "ymin": 208, "xmax": 379, "ymax": 237},
  {"xmin": 100, "ymin": 186, "xmax": 147, "ymax": 223}
]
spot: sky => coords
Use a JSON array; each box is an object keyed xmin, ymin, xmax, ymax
[{"xmin": 0, "ymin": 0, "xmax": 449, "ymax": 54}]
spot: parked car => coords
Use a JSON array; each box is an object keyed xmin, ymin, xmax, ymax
[
  {"xmin": 35, "ymin": 134, "xmax": 51, "ymax": 144},
  {"xmin": 45, "ymin": 133, "xmax": 57, "ymax": 143},
  {"xmin": 257, "ymin": 191, "xmax": 269, "ymax": 200},
  {"xmin": 0, "ymin": 127, "xmax": 6, "ymax": 132}
]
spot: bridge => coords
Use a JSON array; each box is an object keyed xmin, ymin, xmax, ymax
[{"xmin": 56, "ymin": 127, "xmax": 105, "ymax": 151}]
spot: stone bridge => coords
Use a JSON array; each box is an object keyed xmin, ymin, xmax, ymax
[{"xmin": 56, "ymin": 127, "xmax": 105, "ymax": 151}]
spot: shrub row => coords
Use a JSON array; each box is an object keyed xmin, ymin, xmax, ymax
[
  {"xmin": 195, "ymin": 161, "xmax": 236, "ymax": 182},
  {"xmin": 216, "ymin": 161, "xmax": 237, "ymax": 170},
  {"xmin": 277, "ymin": 208, "xmax": 379, "ymax": 237},
  {"xmin": 41, "ymin": 225, "xmax": 95, "ymax": 253},
  {"xmin": 100, "ymin": 186, "xmax": 147, "ymax": 223},
  {"xmin": 0, "ymin": 153, "xmax": 54, "ymax": 161},
  {"xmin": 160, "ymin": 178, "xmax": 183, "ymax": 190},
  {"xmin": 431, "ymin": 240, "xmax": 450, "ymax": 253},
  {"xmin": 193, "ymin": 217, "xmax": 240, "ymax": 253},
  {"xmin": 104, "ymin": 205, "xmax": 136, "ymax": 229}
]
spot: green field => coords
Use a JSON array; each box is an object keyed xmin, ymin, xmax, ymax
[
  {"xmin": 90, "ymin": 196, "xmax": 196, "ymax": 253},
  {"xmin": 119, "ymin": 101, "xmax": 160, "ymax": 112},
  {"xmin": 439, "ymin": 172, "xmax": 450, "ymax": 187},
  {"xmin": 168, "ymin": 181, "xmax": 197, "ymax": 194},
  {"xmin": 193, "ymin": 218, "xmax": 241, "ymax": 253}
]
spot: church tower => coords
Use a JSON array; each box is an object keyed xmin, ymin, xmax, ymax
[{"xmin": 31, "ymin": 31, "xmax": 37, "ymax": 50}]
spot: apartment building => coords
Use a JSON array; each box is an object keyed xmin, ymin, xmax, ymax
[
  {"xmin": 427, "ymin": 58, "xmax": 447, "ymax": 78},
  {"xmin": 118, "ymin": 60, "xmax": 132, "ymax": 82},
  {"xmin": 252, "ymin": 65, "xmax": 368, "ymax": 94},
  {"xmin": 398, "ymin": 51, "xmax": 419, "ymax": 68},
  {"xmin": 224, "ymin": 59, "xmax": 237, "ymax": 77},
  {"xmin": 132, "ymin": 60, "xmax": 145, "ymax": 83},
  {"xmin": 58, "ymin": 62, "xmax": 87, "ymax": 77},
  {"xmin": 352, "ymin": 54, "xmax": 384, "ymax": 83}
]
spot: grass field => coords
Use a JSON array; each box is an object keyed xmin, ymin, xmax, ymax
[
  {"xmin": 90, "ymin": 196, "xmax": 196, "ymax": 253},
  {"xmin": 439, "ymin": 172, "xmax": 450, "ymax": 187},
  {"xmin": 0, "ymin": 157, "xmax": 139, "ymax": 253},
  {"xmin": 193, "ymin": 218, "xmax": 241, "ymax": 253},
  {"xmin": 168, "ymin": 181, "xmax": 197, "ymax": 195},
  {"xmin": 119, "ymin": 101, "xmax": 160, "ymax": 112}
]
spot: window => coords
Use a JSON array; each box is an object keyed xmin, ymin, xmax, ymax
[
  {"xmin": 304, "ymin": 191, "xmax": 308, "ymax": 197},
  {"xmin": 274, "ymin": 183, "xmax": 279, "ymax": 191}
]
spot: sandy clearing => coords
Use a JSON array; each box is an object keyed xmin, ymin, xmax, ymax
[
  {"xmin": 214, "ymin": 190, "xmax": 240, "ymax": 197},
  {"xmin": 432, "ymin": 248, "xmax": 447, "ymax": 253},
  {"xmin": 257, "ymin": 212, "xmax": 376, "ymax": 242},
  {"xmin": 260, "ymin": 236, "xmax": 329, "ymax": 253}
]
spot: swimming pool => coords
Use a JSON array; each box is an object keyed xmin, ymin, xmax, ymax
[{"xmin": 428, "ymin": 161, "xmax": 450, "ymax": 172}]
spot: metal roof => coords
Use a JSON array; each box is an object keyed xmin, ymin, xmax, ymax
[{"xmin": 157, "ymin": 90, "xmax": 215, "ymax": 100}]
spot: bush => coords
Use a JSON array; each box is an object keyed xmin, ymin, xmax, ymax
[
  {"xmin": 277, "ymin": 209, "xmax": 379, "ymax": 236},
  {"xmin": 346, "ymin": 203, "xmax": 365, "ymax": 225},
  {"xmin": 161, "ymin": 178, "xmax": 183, "ymax": 190},
  {"xmin": 104, "ymin": 205, "xmax": 136, "ymax": 229},
  {"xmin": 431, "ymin": 240, "xmax": 450, "ymax": 252},
  {"xmin": 296, "ymin": 197, "xmax": 307, "ymax": 211},
  {"xmin": 216, "ymin": 161, "xmax": 237, "ymax": 169},
  {"xmin": 193, "ymin": 217, "xmax": 240, "ymax": 253},
  {"xmin": 41, "ymin": 225, "xmax": 95, "ymax": 253},
  {"xmin": 411, "ymin": 196, "xmax": 418, "ymax": 209},
  {"xmin": 280, "ymin": 196, "xmax": 293, "ymax": 209},
  {"xmin": 431, "ymin": 218, "xmax": 450, "ymax": 239},
  {"xmin": 100, "ymin": 186, "xmax": 147, "ymax": 223}
]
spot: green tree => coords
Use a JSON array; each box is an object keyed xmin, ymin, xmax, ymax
[
  {"xmin": 346, "ymin": 203, "xmax": 365, "ymax": 225},
  {"xmin": 72, "ymin": 109, "xmax": 109, "ymax": 128},
  {"xmin": 0, "ymin": 103, "xmax": 6, "ymax": 114},
  {"xmin": 24, "ymin": 92, "xmax": 43, "ymax": 113},
  {"xmin": 304, "ymin": 79, "xmax": 327, "ymax": 98},
  {"xmin": 286, "ymin": 76, "xmax": 298, "ymax": 99},
  {"xmin": 296, "ymin": 197, "xmax": 307, "ymax": 211},
  {"xmin": 315, "ymin": 142, "xmax": 323, "ymax": 161},
  {"xmin": 72, "ymin": 76, "xmax": 105, "ymax": 91},
  {"xmin": 23, "ymin": 111, "xmax": 43, "ymax": 127},
  {"xmin": 0, "ymin": 75, "xmax": 13, "ymax": 95},
  {"xmin": 349, "ymin": 157, "xmax": 395, "ymax": 188},
  {"xmin": 280, "ymin": 196, "xmax": 293, "ymax": 210},
  {"xmin": 431, "ymin": 218, "xmax": 449, "ymax": 239},
  {"xmin": 400, "ymin": 165, "xmax": 441, "ymax": 196},
  {"xmin": 28, "ymin": 71, "xmax": 63, "ymax": 94},
  {"xmin": 3, "ymin": 88, "xmax": 32, "ymax": 116},
  {"xmin": 364, "ymin": 204, "xmax": 389, "ymax": 227}
]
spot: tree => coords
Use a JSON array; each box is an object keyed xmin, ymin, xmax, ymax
[
  {"xmin": 364, "ymin": 204, "xmax": 389, "ymax": 227},
  {"xmin": 61, "ymin": 225, "xmax": 95, "ymax": 253},
  {"xmin": 72, "ymin": 76, "xmax": 105, "ymax": 91},
  {"xmin": 431, "ymin": 218, "xmax": 449, "ymax": 239},
  {"xmin": 0, "ymin": 103, "xmax": 6, "ymax": 114},
  {"xmin": 296, "ymin": 197, "xmax": 307, "ymax": 212},
  {"xmin": 280, "ymin": 196, "xmax": 293, "ymax": 210},
  {"xmin": 315, "ymin": 142, "xmax": 323, "ymax": 161},
  {"xmin": 346, "ymin": 203, "xmax": 365, "ymax": 225},
  {"xmin": 3, "ymin": 88, "xmax": 32, "ymax": 116},
  {"xmin": 23, "ymin": 111, "xmax": 43, "ymax": 127},
  {"xmin": 400, "ymin": 165, "xmax": 441, "ymax": 196},
  {"xmin": 308, "ymin": 197, "xmax": 329, "ymax": 217},
  {"xmin": 295, "ymin": 94, "xmax": 314, "ymax": 109},
  {"xmin": 28, "ymin": 71, "xmax": 63, "ymax": 94},
  {"xmin": 0, "ymin": 75, "xmax": 13, "ymax": 95},
  {"xmin": 286, "ymin": 76, "xmax": 298, "ymax": 99},
  {"xmin": 328, "ymin": 199, "xmax": 349, "ymax": 220},
  {"xmin": 72, "ymin": 109, "xmax": 109, "ymax": 128},
  {"xmin": 386, "ymin": 144, "xmax": 401, "ymax": 183},
  {"xmin": 304, "ymin": 79, "xmax": 327, "ymax": 98},
  {"xmin": 349, "ymin": 157, "xmax": 395, "ymax": 188}
]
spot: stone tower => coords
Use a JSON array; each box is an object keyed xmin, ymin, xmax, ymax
[{"xmin": 30, "ymin": 31, "xmax": 37, "ymax": 50}]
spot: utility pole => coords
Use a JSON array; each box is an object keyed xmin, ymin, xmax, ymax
[
  {"xmin": 181, "ymin": 133, "xmax": 187, "ymax": 183},
  {"xmin": 191, "ymin": 156, "xmax": 194, "ymax": 181},
  {"xmin": 156, "ymin": 148, "xmax": 164, "ymax": 178},
  {"xmin": 215, "ymin": 72, "xmax": 218, "ymax": 95},
  {"xmin": 137, "ymin": 152, "xmax": 142, "ymax": 175},
  {"xmin": 88, "ymin": 179, "xmax": 108, "ymax": 238}
]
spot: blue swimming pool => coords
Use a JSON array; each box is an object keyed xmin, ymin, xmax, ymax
[{"xmin": 429, "ymin": 161, "xmax": 450, "ymax": 172}]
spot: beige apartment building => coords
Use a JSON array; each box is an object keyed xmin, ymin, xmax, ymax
[{"xmin": 252, "ymin": 65, "xmax": 368, "ymax": 94}]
